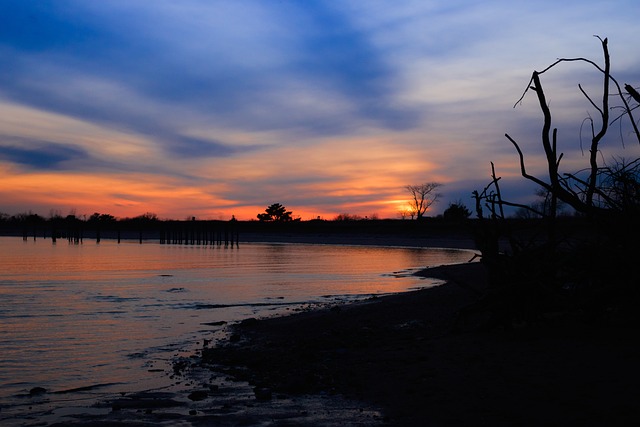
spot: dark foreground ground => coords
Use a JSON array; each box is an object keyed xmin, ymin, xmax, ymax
[{"xmin": 203, "ymin": 262, "xmax": 640, "ymax": 426}]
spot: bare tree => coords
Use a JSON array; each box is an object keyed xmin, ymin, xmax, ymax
[
  {"xmin": 405, "ymin": 182, "xmax": 442, "ymax": 219},
  {"xmin": 505, "ymin": 36, "xmax": 639, "ymax": 219},
  {"xmin": 470, "ymin": 36, "xmax": 640, "ymax": 328},
  {"xmin": 397, "ymin": 207, "xmax": 412, "ymax": 220}
]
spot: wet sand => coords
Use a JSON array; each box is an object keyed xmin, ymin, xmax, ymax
[{"xmin": 202, "ymin": 262, "xmax": 640, "ymax": 426}]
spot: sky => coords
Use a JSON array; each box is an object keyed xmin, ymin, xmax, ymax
[{"xmin": 1, "ymin": 0, "xmax": 639, "ymax": 220}]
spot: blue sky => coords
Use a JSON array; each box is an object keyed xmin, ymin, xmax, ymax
[{"xmin": 1, "ymin": 0, "xmax": 639, "ymax": 219}]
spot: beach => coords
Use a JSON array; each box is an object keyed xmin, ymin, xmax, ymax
[
  {"xmin": 6, "ymin": 231, "xmax": 638, "ymax": 426},
  {"xmin": 201, "ymin": 261, "xmax": 639, "ymax": 426}
]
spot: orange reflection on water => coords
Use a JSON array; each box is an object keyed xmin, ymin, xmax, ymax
[{"xmin": 0, "ymin": 237, "xmax": 476, "ymax": 406}]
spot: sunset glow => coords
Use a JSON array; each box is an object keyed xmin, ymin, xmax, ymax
[{"xmin": 1, "ymin": 1, "xmax": 638, "ymax": 220}]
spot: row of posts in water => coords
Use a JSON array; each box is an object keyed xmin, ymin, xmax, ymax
[
  {"xmin": 22, "ymin": 227, "xmax": 105, "ymax": 244},
  {"xmin": 159, "ymin": 224, "xmax": 239, "ymax": 247},
  {"xmin": 20, "ymin": 223, "xmax": 240, "ymax": 247}
]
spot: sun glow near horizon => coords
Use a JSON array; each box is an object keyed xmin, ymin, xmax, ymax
[
  {"xmin": 1, "ymin": 2, "xmax": 638, "ymax": 220},
  {"xmin": 0, "ymin": 163, "xmax": 423, "ymax": 221}
]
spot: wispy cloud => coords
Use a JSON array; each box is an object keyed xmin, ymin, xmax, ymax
[
  {"xmin": 1, "ymin": 0, "xmax": 639, "ymax": 219},
  {"xmin": 0, "ymin": 136, "xmax": 87, "ymax": 169}
]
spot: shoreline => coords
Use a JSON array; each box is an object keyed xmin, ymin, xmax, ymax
[
  {"xmin": 6, "ymin": 238, "xmax": 638, "ymax": 425},
  {"xmin": 200, "ymin": 262, "xmax": 640, "ymax": 426},
  {"xmin": 19, "ymin": 262, "xmax": 483, "ymax": 427},
  {"xmin": 0, "ymin": 239, "xmax": 475, "ymax": 426}
]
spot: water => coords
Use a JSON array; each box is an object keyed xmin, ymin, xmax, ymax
[{"xmin": 0, "ymin": 236, "xmax": 475, "ymax": 422}]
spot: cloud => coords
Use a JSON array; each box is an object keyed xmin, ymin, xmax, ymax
[
  {"xmin": 0, "ymin": 0, "xmax": 421, "ymax": 139},
  {"xmin": 1, "ymin": 0, "xmax": 639, "ymax": 219},
  {"xmin": 162, "ymin": 135, "xmax": 241, "ymax": 158},
  {"xmin": 0, "ymin": 138, "xmax": 87, "ymax": 170}
]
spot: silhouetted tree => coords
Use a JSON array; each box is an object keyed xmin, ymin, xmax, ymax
[
  {"xmin": 397, "ymin": 208, "xmax": 412, "ymax": 220},
  {"xmin": 471, "ymin": 36, "xmax": 640, "ymax": 328},
  {"xmin": 443, "ymin": 201, "xmax": 472, "ymax": 221},
  {"xmin": 88, "ymin": 212, "xmax": 116, "ymax": 223},
  {"xmin": 136, "ymin": 212, "xmax": 159, "ymax": 222},
  {"xmin": 405, "ymin": 182, "xmax": 442, "ymax": 219},
  {"xmin": 333, "ymin": 213, "xmax": 363, "ymax": 221},
  {"xmin": 257, "ymin": 203, "xmax": 293, "ymax": 222},
  {"xmin": 505, "ymin": 37, "xmax": 639, "ymax": 218}
]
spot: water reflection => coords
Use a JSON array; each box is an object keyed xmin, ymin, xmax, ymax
[{"xmin": 0, "ymin": 237, "xmax": 476, "ymax": 412}]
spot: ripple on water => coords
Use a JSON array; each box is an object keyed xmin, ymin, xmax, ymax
[{"xmin": 0, "ymin": 237, "xmax": 476, "ymax": 424}]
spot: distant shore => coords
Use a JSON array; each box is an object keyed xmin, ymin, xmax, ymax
[
  {"xmin": 1, "ymin": 218, "xmax": 482, "ymax": 250},
  {"xmin": 1, "ymin": 225, "xmax": 481, "ymax": 252}
]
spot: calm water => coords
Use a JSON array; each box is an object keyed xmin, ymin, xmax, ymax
[{"xmin": 0, "ymin": 236, "xmax": 475, "ymax": 421}]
